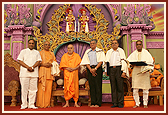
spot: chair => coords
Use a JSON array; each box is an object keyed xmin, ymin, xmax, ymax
[
  {"xmin": 4, "ymin": 53, "xmax": 21, "ymax": 106},
  {"xmin": 51, "ymin": 66, "xmax": 91, "ymax": 106},
  {"xmin": 50, "ymin": 41, "xmax": 91, "ymax": 106},
  {"xmin": 129, "ymin": 77, "xmax": 164, "ymax": 105}
]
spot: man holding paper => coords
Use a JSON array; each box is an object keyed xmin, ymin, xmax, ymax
[
  {"xmin": 127, "ymin": 40, "xmax": 154, "ymax": 108},
  {"xmin": 105, "ymin": 39, "xmax": 129, "ymax": 108}
]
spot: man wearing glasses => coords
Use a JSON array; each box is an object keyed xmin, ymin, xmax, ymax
[
  {"xmin": 105, "ymin": 39, "xmax": 129, "ymax": 108},
  {"xmin": 127, "ymin": 40, "xmax": 154, "ymax": 108}
]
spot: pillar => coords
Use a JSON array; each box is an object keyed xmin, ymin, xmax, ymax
[
  {"xmin": 4, "ymin": 25, "xmax": 33, "ymax": 60},
  {"xmin": 121, "ymin": 24, "xmax": 152, "ymax": 56}
]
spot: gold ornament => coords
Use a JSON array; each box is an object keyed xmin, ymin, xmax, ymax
[{"xmin": 33, "ymin": 4, "xmax": 121, "ymax": 53}]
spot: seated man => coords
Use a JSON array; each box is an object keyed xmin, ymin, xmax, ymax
[{"xmin": 59, "ymin": 44, "xmax": 81, "ymax": 107}]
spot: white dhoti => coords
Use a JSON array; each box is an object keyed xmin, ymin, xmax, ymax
[
  {"xmin": 20, "ymin": 77, "xmax": 38, "ymax": 108},
  {"xmin": 132, "ymin": 66, "xmax": 151, "ymax": 106},
  {"xmin": 127, "ymin": 48, "xmax": 154, "ymax": 107},
  {"xmin": 133, "ymin": 88, "xmax": 149, "ymax": 106},
  {"xmin": 132, "ymin": 66, "xmax": 151, "ymax": 89}
]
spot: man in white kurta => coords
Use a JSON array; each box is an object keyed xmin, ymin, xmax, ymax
[
  {"xmin": 80, "ymin": 39, "xmax": 105, "ymax": 107},
  {"xmin": 17, "ymin": 39, "xmax": 42, "ymax": 109},
  {"xmin": 127, "ymin": 40, "xmax": 153, "ymax": 108},
  {"xmin": 105, "ymin": 40, "xmax": 129, "ymax": 108}
]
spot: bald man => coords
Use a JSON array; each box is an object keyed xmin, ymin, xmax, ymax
[
  {"xmin": 60, "ymin": 44, "xmax": 82, "ymax": 107},
  {"xmin": 36, "ymin": 41, "xmax": 57, "ymax": 108}
]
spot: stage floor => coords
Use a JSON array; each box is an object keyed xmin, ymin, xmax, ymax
[{"xmin": 3, "ymin": 102, "xmax": 164, "ymax": 113}]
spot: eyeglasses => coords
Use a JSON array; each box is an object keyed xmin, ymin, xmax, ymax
[
  {"xmin": 112, "ymin": 42, "xmax": 118, "ymax": 44},
  {"xmin": 29, "ymin": 43, "xmax": 34, "ymax": 44},
  {"xmin": 136, "ymin": 44, "xmax": 142, "ymax": 45}
]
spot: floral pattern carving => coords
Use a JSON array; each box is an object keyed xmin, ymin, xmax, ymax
[
  {"xmin": 4, "ymin": 4, "xmax": 33, "ymax": 27},
  {"xmin": 33, "ymin": 4, "xmax": 121, "ymax": 53}
]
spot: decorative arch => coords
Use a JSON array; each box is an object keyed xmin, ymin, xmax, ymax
[
  {"xmin": 105, "ymin": 4, "xmax": 116, "ymax": 23},
  {"xmin": 40, "ymin": 4, "xmax": 116, "ymax": 29},
  {"xmin": 54, "ymin": 41, "xmax": 90, "ymax": 64},
  {"xmin": 33, "ymin": 4, "xmax": 121, "ymax": 54},
  {"xmin": 40, "ymin": 4, "xmax": 52, "ymax": 23}
]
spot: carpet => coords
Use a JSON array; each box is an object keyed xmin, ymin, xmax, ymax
[{"xmin": 3, "ymin": 102, "xmax": 164, "ymax": 113}]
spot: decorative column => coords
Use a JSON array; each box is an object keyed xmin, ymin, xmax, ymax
[
  {"xmin": 121, "ymin": 24, "xmax": 152, "ymax": 56},
  {"xmin": 4, "ymin": 28, "xmax": 12, "ymax": 54},
  {"xmin": 146, "ymin": 31, "xmax": 164, "ymax": 49},
  {"xmin": 4, "ymin": 25, "xmax": 33, "ymax": 60},
  {"xmin": 120, "ymin": 26, "xmax": 129, "ymax": 57},
  {"xmin": 25, "ymin": 27, "xmax": 34, "ymax": 48},
  {"xmin": 128, "ymin": 24, "xmax": 146, "ymax": 52},
  {"xmin": 4, "ymin": 33, "xmax": 11, "ymax": 52},
  {"xmin": 9, "ymin": 25, "xmax": 25, "ymax": 61},
  {"xmin": 142, "ymin": 26, "xmax": 152, "ymax": 49}
]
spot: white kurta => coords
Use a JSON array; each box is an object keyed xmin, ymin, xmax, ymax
[
  {"xmin": 17, "ymin": 48, "xmax": 42, "ymax": 77},
  {"xmin": 105, "ymin": 47, "xmax": 129, "ymax": 78},
  {"xmin": 80, "ymin": 47, "xmax": 105, "ymax": 66},
  {"xmin": 127, "ymin": 48, "xmax": 153, "ymax": 89},
  {"xmin": 17, "ymin": 48, "xmax": 42, "ymax": 108}
]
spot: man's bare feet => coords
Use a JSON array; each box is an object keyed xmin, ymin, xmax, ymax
[
  {"xmin": 63, "ymin": 103, "xmax": 69, "ymax": 107},
  {"xmin": 144, "ymin": 105, "xmax": 148, "ymax": 108},
  {"xmin": 63, "ymin": 104, "xmax": 69, "ymax": 107},
  {"xmin": 63, "ymin": 101, "xmax": 69, "ymax": 107},
  {"xmin": 74, "ymin": 103, "xmax": 80, "ymax": 107},
  {"xmin": 133, "ymin": 105, "xmax": 139, "ymax": 108},
  {"xmin": 94, "ymin": 105, "xmax": 99, "ymax": 107},
  {"xmin": 90, "ymin": 105, "xmax": 95, "ymax": 107}
]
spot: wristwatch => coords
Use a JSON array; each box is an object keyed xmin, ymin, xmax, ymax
[
  {"xmin": 95, "ymin": 67, "xmax": 97, "ymax": 70},
  {"xmin": 31, "ymin": 67, "xmax": 34, "ymax": 70}
]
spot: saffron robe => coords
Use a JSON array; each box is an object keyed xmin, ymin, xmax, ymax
[
  {"xmin": 36, "ymin": 50, "xmax": 56, "ymax": 108},
  {"xmin": 60, "ymin": 52, "xmax": 81, "ymax": 102}
]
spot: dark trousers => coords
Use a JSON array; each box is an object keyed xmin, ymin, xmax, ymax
[
  {"xmin": 87, "ymin": 66, "xmax": 103, "ymax": 106},
  {"xmin": 109, "ymin": 66, "xmax": 124, "ymax": 106}
]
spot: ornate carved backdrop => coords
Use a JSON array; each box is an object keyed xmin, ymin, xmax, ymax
[
  {"xmin": 33, "ymin": 4, "xmax": 121, "ymax": 54},
  {"xmin": 54, "ymin": 41, "xmax": 90, "ymax": 64}
]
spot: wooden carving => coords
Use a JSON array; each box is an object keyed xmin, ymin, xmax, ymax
[
  {"xmin": 4, "ymin": 53, "xmax": 20, "ymax": 73},
  {"xmin": 4, "ymin": 53, "xmax": 20, "ymax": 106},
  {"xmin": 8, "ymin": 80, "xmax": 20, "ymax": 106},
  {"xmin": 123, "ymin": 78, "xmax": 131, "ymax": 96},
  {"xmin": 33, "ymin": 4, "xmax": 121, "ymax": 54}
]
